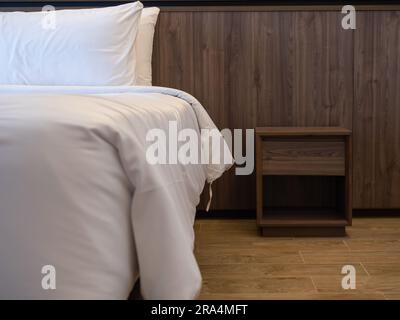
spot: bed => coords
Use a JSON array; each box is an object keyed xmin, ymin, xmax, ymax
[{"xmin": 0, "ymin": 2, "xmax": 232, "ymax": 299}]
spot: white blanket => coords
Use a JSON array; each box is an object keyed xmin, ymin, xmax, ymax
[{"xmin": 0, "ymin": 86, "xmax": 231, "ymax": 299}]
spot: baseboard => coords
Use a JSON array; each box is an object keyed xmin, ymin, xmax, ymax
[
  {"xmin": 197, "ymin": 209, "xmax": 400, "ymax": 219},
  {"xmin": 353, "ymin": 209, "xmax": 400, "ymax": 217},
  {"xmin": 261, "ymin": 226, "xmax": 346, "ymax": 237},
  {"xmin": 196, "ymin": 210, "xmax": 255, "ymax": 219}
]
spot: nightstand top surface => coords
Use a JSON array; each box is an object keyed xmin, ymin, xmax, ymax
[{"xmin": 256, "ymin": 127, "xmax": 351, "ymax": 136}]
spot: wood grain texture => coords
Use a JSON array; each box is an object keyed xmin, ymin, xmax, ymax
[
  {"xmin": 256, "ymin": 127, "xmax": 351, "ymax": 136},
  {"xmin": 194, "ymin": 11, "xmax": 257, "ymax": 210},
  {"xmin": 262, "ymin": 139, "xmax": 345, "ymax": 176},
  {"xmin": 292, "ymin": 11, "xmax": 353, "ymax": 128},
  {"xmin": 253, "ymin": 11, "xmax": 353, "ymax": 128},
  {"xmin": 261, "ymin": 226, "xmax": 346, "ymax": 237},
  {"xmin": 152, "ymin": 8, "xmax": 399, "ymax": 211},
  {"xmin": 195, "ymin": 218, "xmax": 400, "ymax": 299},
  {"xmin": 153, "ymin": 10, "xmax": 354, "ymax": 210},
  {"xmin": 353, "ymin": 11, "xmax": 400, "ymax": 209},
  {"xmin": 256, "ymin": 134, "xmax": 263, "ymax": 224},
  {"xmin": 253, "ymin": 11, "xmax": 295, "ymax": 127},
  {"xmin": 153, "ymin": 12, "xmax": 195, "ymax": 93},
  {"xmin": 255, "ymin": 128, "xmax": 351, "ymax": 235},
  {"xmin": 345, "ymin": 135, "xmax": 353, "ymax": 223}
]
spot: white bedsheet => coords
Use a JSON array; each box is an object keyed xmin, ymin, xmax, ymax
[{"xmin": 0, "ymin": 86, "xmax": 231, "ymax": 299}]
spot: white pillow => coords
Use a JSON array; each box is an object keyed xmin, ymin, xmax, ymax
[
  {"xmin": 0, "ymin": 2, "xmax": 143, "ymax": 86},
  {"xmin": 135, "ymin": 7, "xmax": 160, "ymax": 86}
]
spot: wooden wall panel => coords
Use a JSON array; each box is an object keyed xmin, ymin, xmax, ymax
[
  {"xmin": 193, "ymin": 12, "xmax": 256, "ymax": 210},
  {"xmin": 354, "ymin": 12, "xmax": 400, "ymax": 208},
  {"xmin": 254, "ymin": 11, "xmax": 353, "ymax": 128},
  {"xmin": 253, "ymin": 11, "xmax": 295, "ymax": 126},
  {"xmin": 153, "ymin": 10, "xmax": 355, "ymax": 210},
  {"xmin": 153, "ymin": 12, "xmax": 195, "ymax": 93},
  {"xmin": 292, "ymin": 11, "xmax": 353, "ymax": 128}
]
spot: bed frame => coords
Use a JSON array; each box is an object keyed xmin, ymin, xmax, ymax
[{"xmin": 2, "ymin": 1, "xmax": 400, "ymax": 213}]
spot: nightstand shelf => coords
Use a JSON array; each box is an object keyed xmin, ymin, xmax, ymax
[{"xmin": 256, "ymin": 127, "xmax": 352, "ymax": 237}]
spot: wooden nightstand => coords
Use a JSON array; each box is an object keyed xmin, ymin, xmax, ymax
[{"xmin": 256, "ymin": 127, "xmax": 352, "ymax": 237}]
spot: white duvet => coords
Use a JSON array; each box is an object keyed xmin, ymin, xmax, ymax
[{"xmin": 0, "ymin": 86, "xmax": 231, "ymax": 300}]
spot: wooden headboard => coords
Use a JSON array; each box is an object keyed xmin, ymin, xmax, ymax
[{"xmin": 2, "ymin": 1, "xmax": 400, "ymax": 211}]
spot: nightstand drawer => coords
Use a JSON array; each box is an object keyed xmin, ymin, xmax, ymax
[{"xmin": 262, "ymin": 138, "xmax": 345, "ymax": 176}]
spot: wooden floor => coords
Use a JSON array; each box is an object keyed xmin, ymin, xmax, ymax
[{"xmin": 194, "ymin": 217, "xmax": 400, "ymax": 300}]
